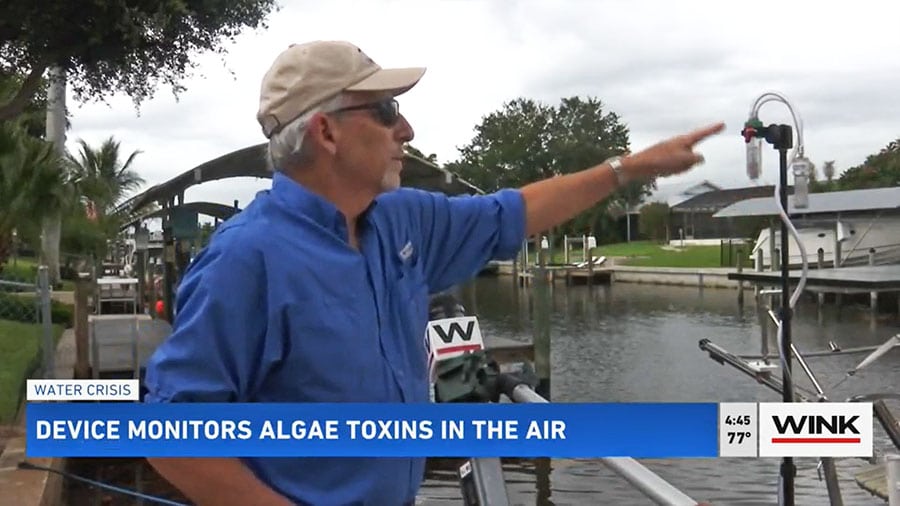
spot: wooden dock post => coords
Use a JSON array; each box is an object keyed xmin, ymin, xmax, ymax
[
  {"xmin": 73, "ymin": 272, "xmax": 92, "ymax": 379},
  {"xmin": 511, "ymin": 241, "xmax": 520, "ymax": 287},
  {"xmin": 736, "ymin": 250, "xmax": 744, "ymax": 307},
  {"xmin": 816, "ymin": 249, "xmax": 825, "ymax": 325},
  {"xmin": 833, "ymin": 240, "xmax": 843, "ymax": 312},
  {"xmin": 532, "ymin": 238, "xmax": 552, "ymax": 400},
  {"xmin": 768, "ymin": 222, "xmax": 776, "ymax": 271}
]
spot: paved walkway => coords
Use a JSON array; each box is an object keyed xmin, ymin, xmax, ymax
[{"xmin": 0, "ymin": 328, "xmax": 75, "ymax": 504}]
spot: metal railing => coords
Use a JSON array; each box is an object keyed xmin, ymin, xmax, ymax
[
  {"xmin": 0, "ymin": 265, "xmax": 55, "ymax": 379},
  {"xmin": 508, "ymin": 383, "xmax": 700, "ymax": 506}
]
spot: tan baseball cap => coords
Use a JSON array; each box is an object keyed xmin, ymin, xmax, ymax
[{"xmin": 257, "ymin": 41, "xmax": 426, "ymax": 138}]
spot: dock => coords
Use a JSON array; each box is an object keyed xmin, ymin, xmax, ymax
[
  {"xmin": 484, "ymin": 336, "xmax": 534, "ymax": 364},
  {"xmin": 516, "ymin": 265, "xmax": 612, "ymax": 287},
  {"xmin": 89, "ymin": 315, "xmax": 172, "ymax": 378},
  {"xmin": 855, "ymin": 463, "xmax": 890, "ymax": 501},
  {"xmin": 729, "ymin": 264, "xmax": 900, "ymax": 290},
  {"xmin": 729, "ymin": 264, "xmax": 900, "ymax": 315}
]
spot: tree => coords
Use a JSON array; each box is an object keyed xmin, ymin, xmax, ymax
[
  {"xmin": 837, "ymin": 138, "xmax": 900, "ymax": 190},
  {"xmin": 639, "ymin": 203, "xmax": 670, "ymax": 242},
  {"xmin": 68, "ymin": 137, "xmax": 145, "ymax": 216},
  {"xmin": 0, "ymin": 122, "xmax": 72, "ymax": 272},
  {"xmin": 0, "ymin": 71, "xmax": 49, "ymax": 136},
  {"xmin": 0, "ymin": 0, "xmax": 278, "ymax": 121},
  {"xmin": 448, "ymin": 98, "xmax": 556, "ymax": 192},
  {"xmin": 448, "ymin": 96, "xmax": 648, "ymax": 241}
]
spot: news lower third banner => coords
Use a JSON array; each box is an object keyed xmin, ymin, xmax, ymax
[
  {"xmin": 26, "ymin": 402, "xmax": 718, "ymax": 458},
  {"xmin": 23, "ymin": 380, "xmax": 873, "ymax": 459}
]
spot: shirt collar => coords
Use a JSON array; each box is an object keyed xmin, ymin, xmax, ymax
[{"xmin": 270, "ymin": 171, "xmax": 378, "ymax": 234}]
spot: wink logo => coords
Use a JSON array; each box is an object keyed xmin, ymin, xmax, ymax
[
  {"xmin": 426, "ymin": 316, "xmax": 485, "ymax": 359},
  {"xmin": 758, "ymin": 403, "xmax": 872, "ymax": 457}
]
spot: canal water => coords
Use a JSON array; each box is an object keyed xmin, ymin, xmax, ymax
[
  {"xmin": 64, "ymin": 278, "xmax": 899, "ymax": 505},
  {"xmin": 415, "ymin": 277, "xmax": 900, "ymax": 505}
]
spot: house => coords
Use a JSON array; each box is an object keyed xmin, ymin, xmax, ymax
[
  {"xmin": 671, "ymin": 185, "xmax": 790, "ymax": 240},
  {"xmin": 624, "ymin": 180, "xmax": 720, "ymax": 241},
  {"xmin": 635, "ymin": 180, "xmax": 721, "ymax": 211}
]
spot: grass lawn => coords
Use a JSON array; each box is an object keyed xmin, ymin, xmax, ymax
[
  {"xmin": 0, "ymin": 319, "xmax": 65, "ymax": 423},
  {"xmin": 2, "ymin": 257, "xmax": 76, "ymax": 291},
  {"xmin": 528, "ymin": 240, "xmax": 752, "ymax": 268}
]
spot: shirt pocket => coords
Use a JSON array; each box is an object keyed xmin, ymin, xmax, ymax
[{"xmin": 388, "ymin": 262, "xmax": 431, "ymax": 401}]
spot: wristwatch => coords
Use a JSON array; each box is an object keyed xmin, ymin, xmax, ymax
[{"xmin": 606, "ymin": 156, "xmax": 627, "ymax": 186}]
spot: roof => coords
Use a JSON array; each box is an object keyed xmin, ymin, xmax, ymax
[
  {"xmin": 714, "ymin": 186, "xmax": 900, "ymax": 218},
  {"xmin": 117, "ymin": 145, "xmax": 483, "ymax": 215},
  {"xmin": 631, "ymin": 180, "xmax": 720, "ymax": 213},
  {"xmin": 673, "ymin": 185, "xmax": 790, "ymax": 213},
  {"xmin": 121, "ymin": 201, "xmax": 240, "ymax": 230}
]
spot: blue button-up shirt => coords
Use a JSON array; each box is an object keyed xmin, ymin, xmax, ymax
[{"xmin": 143, "ymin": 171, "xmax": 525, "ymax": 505}]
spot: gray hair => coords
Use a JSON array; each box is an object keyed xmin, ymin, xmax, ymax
[{"xmin": 266, "ymin": 93, "xmax": 347, "ymax": 171}]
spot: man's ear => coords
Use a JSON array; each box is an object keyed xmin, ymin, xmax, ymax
[{"xmin": 307, "ymin": 114, "xmax": 339, "ymax": 156}]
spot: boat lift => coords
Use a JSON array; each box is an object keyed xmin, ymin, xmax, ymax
[{"xmin": 699, "ymin": 91, "xmax": 900, "ymax": 506}]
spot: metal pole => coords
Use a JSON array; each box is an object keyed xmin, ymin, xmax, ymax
[
  {"xmin": 777, "ymin": 133, "xmax": 796, "ymax": 506},
  {"xmin": 458, "ymin": 458, "xmax": 510, "ymax": 506},
  {"xmin": 789, "ymin": 343, "xmax": 824, "ymax": 399},
  {"xmin": 601, "ymin": 458, "xmax": 698, "ymax": 506},
  {"xmin": 38, "ymin": 266, "xmax": 54, "ymax": 379},
  {"xmin": 820, "ymin": 457, "xmax": 844, "ymax": 506},
  {"xmin": 506, "ymin": 383, "xmax": 698, "ymax": 506}
]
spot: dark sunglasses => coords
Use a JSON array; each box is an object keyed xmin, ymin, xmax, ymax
[{"xmin": 332, "ymin": 98, "xmax": 401, "ymax": 127}]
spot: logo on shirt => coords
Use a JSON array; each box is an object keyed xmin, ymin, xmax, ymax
[{"xmin": 399, "ymin": 241, "xmax": 414, "ymax": 262}]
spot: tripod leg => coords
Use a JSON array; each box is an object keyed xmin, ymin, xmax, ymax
[{"xmin": 459, "ymin": 458, "xmax": 511, "ymax": 506}]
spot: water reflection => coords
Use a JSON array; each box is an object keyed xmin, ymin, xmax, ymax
[{"xmin": 419, "ymin": 277, "xmax": 900, "ymax": 505}]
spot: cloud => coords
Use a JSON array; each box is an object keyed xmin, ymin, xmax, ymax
[{"xmin": 58, "ymin": 0, "xmax": 900, "ymax": 208}]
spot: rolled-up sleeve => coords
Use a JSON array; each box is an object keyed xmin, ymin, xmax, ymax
[
  {"xmin": 413, "ymin": 188, "xmax": 526, "ymax": 293},
  {"xmin": 143, "ymin": 242, "xmax": 272, "ymax": 403}
]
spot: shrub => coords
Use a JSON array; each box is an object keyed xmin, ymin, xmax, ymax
[{"xmin": 0, "ymin": 293, "xmax": 74, "ymax": 328}]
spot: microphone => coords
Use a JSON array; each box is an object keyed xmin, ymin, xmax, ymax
[
  {"xmin": 426, "ymin": 292, "xmax": 498, "ymax": 403},
  {"xmin": 425, "ymin": 293, "xmax": 537, "ymax": 404}
]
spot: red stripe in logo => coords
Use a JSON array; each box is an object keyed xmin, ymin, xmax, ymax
[
  {"xmin": 436, "ymin": 344, "xmax": 482, "ymax": 355},
  {"xmin": 771, "ymin": 438, "xmax": 861, "ymax": 444}
]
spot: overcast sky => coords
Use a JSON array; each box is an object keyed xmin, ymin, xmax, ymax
[{"xmin": 63, "ymin": 0, "xmax": 900, "ymax": 214}]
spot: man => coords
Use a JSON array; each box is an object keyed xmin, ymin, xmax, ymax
[{"xmin": 143, "ymin": 40, "xmax": 723, "ymax": 505}]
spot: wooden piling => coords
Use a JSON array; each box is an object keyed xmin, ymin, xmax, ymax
[
  {"xmin": 532, "ymin": 242, "xmax": 551, "ymax": 400},
  {"xmin": 73, "ymin": 273, "xmax": 92, "ymax": 379}
]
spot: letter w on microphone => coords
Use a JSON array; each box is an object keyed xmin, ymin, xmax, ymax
[
  {"xmin": 425, "ymin": 316, "xmax": 485, "ymax": 382},
  {"xmin": 758, "ymin": 402, "xmax": 873, "ymax": 457}
]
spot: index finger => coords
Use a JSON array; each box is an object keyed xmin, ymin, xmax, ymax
[{"xmin": 685, "ymin": 122, "xmax": 726, "ymax": 144}]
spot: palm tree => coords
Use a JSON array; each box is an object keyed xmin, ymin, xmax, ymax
[
  {"xmin": 0, "ymin": 122, "xmax": 73, "ymax": 273},
  {"xmin": 67, "ymin": 137, "xmax": 145, "ymax": 218}
]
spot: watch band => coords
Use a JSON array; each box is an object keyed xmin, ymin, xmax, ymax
[{"xmin": 607, "ymin": 156, "xmax": 627, "ymax": 186}]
